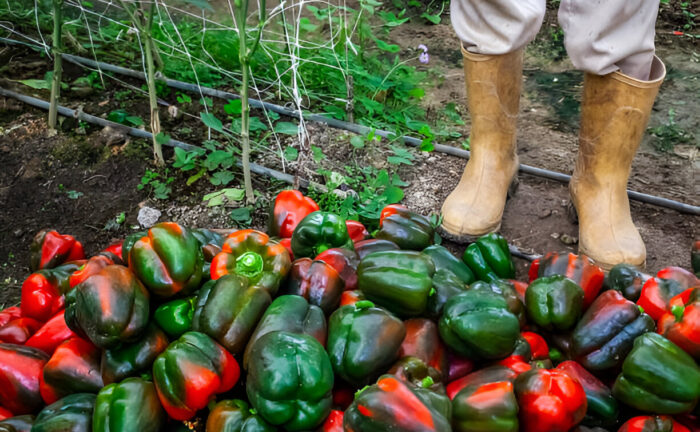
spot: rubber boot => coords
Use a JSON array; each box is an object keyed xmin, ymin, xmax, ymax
[
  {"xmin": 571, "ymin": 56, "xmax": 666, "ymax": 270},
  {"xmin": 440, "ymin": 46, "xmax": 522, "ymax": 242}
]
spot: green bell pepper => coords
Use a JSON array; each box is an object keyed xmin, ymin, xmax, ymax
[
  {"xmin": 129, "ymin": 222, "xmax": 204, "ymax": 297},
  {"xmin": 423, "ymin": 245, "xmax": 475, "ymax": 285},
  {"xmin": 344, "ymin": 374, "xmax": 451, "ymax": 431},
  {"xmin": 461, "ymin": 233, "xmax": 515, "ymax": 282},
  {"xmin": 327, "ymin": 301, "xmax": 406, "ymax": 385},
  {"xmin": 439, "ymin": 290, "xmax": 520, "ymax": 361},
  {"xmin": 612, "ymin": 332, "xmax": 700, "ymax": 414},
  {"xmin": 246, "ymin": 331, "xmax": 334, "ymax": 431},
  {"xmin": 291, "ymin": 211, "xmax": 354, "ymax": 258},
  {"xmin": 121, "ymin": 231, "xmax": 147, "ymax": 264},
  {"xmin": 32, "ymin": 393, "xmax": 96, "ymax": 432},
  {"xmin": 243, "ymin": 295, "xmax": 326, "ymax": 370},
  {"xmin": 357, "ymin": 250, "xmax": 435, "ymax": 317},
  {"xmin": 375, "ymin": 204, "xmax": 435, "ymax": 251},
  {"xmin": 93, "ymin": 377, "xmax": 165, "ymax": 432},
  {"xmin": 64, "ymin": 265, "xmax": 150, "ymax": 349},
  {"xmin": 0, "ymin": 415, "xmax": 34, "ymax": 432},
  {"xmin": 101, "ymin": 323, "xmax": 169, "ymax": 384},
  {"xmin": 525, "ymin": 275, "xmax": 584, "ymax": 332},
  {"xmin": 153, "ymin": 296, "xmax": 196, "ymax": 339},
  {"xmin": 469, "ymin": 280, "xmax": 526, "ymax": 328},
  {"xmin": 604, "ymin": 263, "xmax": 650, "ymax": 302},
  {"xmin": 192, "ymin": 275, "xmax": 272, "ymax": 354},
  {"xmin": 206, "ymin": 399, "xmax": 275, "ymax": 432},
  {"xmin": 452, "ymin": 379, "xmax": 518, "ymax": 432},
  {"xmin": 425, "ymin": 269, "xmax": 469, "ymax": 321}
]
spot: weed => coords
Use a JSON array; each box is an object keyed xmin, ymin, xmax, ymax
[
  {"xmin": 138, "ymin": 169, "xmax": 174, "ymax": 200},
  {"xmin": 647, "ymin": 109, "xmax": 695, "ymax": 152}
]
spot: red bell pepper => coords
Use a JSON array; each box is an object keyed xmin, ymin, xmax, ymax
[
  {"xmin": 316, "ymin": 247, "xmax": 360, "ymax": 291},
  {"xmin": 101, "ymin": 241, "xmax": 123, "ymax": 260},
  {"xmin": 447, "ymin": 365, "xmax": 518, "ymax": 401},
  {"xmin": 556, "ymin": 361, "xmax": 618, "ymax": 428},
  {"xmin": 447, "ymin": 351, "xmax": 475, "ymax": 383},
  {"xmin": 339, "ymin": 290, "xmax": 364, "ymax": 307},
  {"xmin": 268, "ymin": 190, "xmax": 320, "ymax": 238},
  {"xmin": 30, "ymin": 229, "xmax": 84, "ymax": 271},
  {"xmin": 332, "ymin": 384, "xmax": 354, "ymax": 410},
  {"xmin": 24, "ymin": 311, "xmax": 76, "ymax": 355},
  {"xmin": 0, "ymin": 344, "xmax": 48, "ymax": 414},
  {"xmin": 514, "ymin": 368, "xmax": 587, "ymax": 432},
  {"xmin": 0, "ymin": 317, "xmax": 42, "ymax": 344},
  {"xmin": 279, "ymin": 258, "xmax": 344, "ymax": 314},
  {"xmin": 657, "ymin": 266, "xmax": 699, "ymax": 289},
  {"xmin": 354, "ymin": 238, "xmax": 400, "ymax": 260},
  {"xmin": 0, "ymin": 406, "xmax": 11, "ymax": 420},
  {"xmin": 529, "ymin": 252, "xmax": 604, "ymax": 308},
  {"xmin": 398, "ymin": 318, "xmax": 448, "ymax": 382},
  {"xmin": 39, "ymin": 337, "xmax": 103, "ymax": 404},
  {"xmin": 521, "ymin": 331, "xmax": 549, "ymax": 360},
  {"xmin": 497, "ymin": 355, "xmax": 532, "ymax": 375},
  {"xmin": 637, "ymin": 267, "xmax": 698, "ymax": 321},
  {"xmin": 346, "ymin": 220, "xmax": 370, "ymax": 243},
  {"xmin": 0, "ymin": 307, "xmax": 21, "ymax": 328},
  {"xmin": 279, "ymin": 237, "xmax": 294, "ymax": 260},
  {"xmin": 508, "ymin": 280, "xmax": 528, "ymax": 303},
  {"xmin": 20, "ymin": 262, "xmax": 82, "ymax": 322},
  {"xmin": 618, "ymin": 416, "xmax": 690, "ymax": 432},
  {"xmin": 657, "ymin": 287, "xmax": 700, "ymax": 359},
  {"xmin": 68, "ymin": 255, "xmax": 115, "ymax": 289},
  {"xmin": 322, "ymin": 409, "xmax": 344, "ymax": 432}
]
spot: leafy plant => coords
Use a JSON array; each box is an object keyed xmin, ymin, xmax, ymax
[
  {"xmin": 138, "ymin": 169, "xmax": 174, "ymax": 200},
  {"xmin": 647, "ymin": 109, "xmax": 695, "ymax": 152}
]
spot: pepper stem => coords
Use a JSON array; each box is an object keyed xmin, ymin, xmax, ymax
[
  {"xmin": 236, "ymin": 251, "xmax": 264, "ymax": 279},
  {"xmin": 671, "ymin": 305, "xmax": 685, "ymax": 323}
]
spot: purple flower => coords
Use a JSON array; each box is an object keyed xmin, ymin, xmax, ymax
[
  {"xmin": 418, "ymin": 44, "xmax": 428, "ymax": 52},
  {"xmin": 418, "ymin": 44, "xmax": 429, "ymax": 64}
]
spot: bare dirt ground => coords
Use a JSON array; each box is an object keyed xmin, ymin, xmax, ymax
[{"xmin": 0, "ymin": 4, "xmax": 697, "ymax": 306}]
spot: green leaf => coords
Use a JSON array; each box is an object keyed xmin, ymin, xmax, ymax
[
  {"xmin": 126, "ymin": 116, "xmax": 144, "ymax": 126},
  {"xmin": 204, "ymin": 150, "xmax": 233, "ymax": 171},
  {"xmin": 381, "ymin": 186, "xmax": 404, "ymax": 204},
  {"xmin": 311, "ymin": 145, "xmax": 324, "ymax": 162},
  {"xmin": 283, "ymin": 146, "xmax": 299, "ymax": 161},
  {"xmin": 200, "ymin": 112, "xmax": 223, "ymax": 132},
  {"xmin": 210, "ymin": 170, "xmax": 234, "ymax": 186},
  {"xmin": 18, "ymin": 79, "xmax": 51, "ymax": 90},
  {"xmin": 420, "ymin": 138, "xmax": 434, "ymax": 152},
  {"xmin": 249, "ymin": 117, "xmax": 268, "ymax": 132},
  {"xmin": 373, "ymin": 37, "xmax": 400, "ymax": 53},
  {"xmin": 180, "ymin": 0, "xmax": 214, "ymax": 10},
  {"xmin": 230, "ymin": 207, "xmax": 252, "ymax": 224},
  {"xmin": 155, "ymin": 133, "xmax": 171, "ymax": 145},
  {"xmin": 224, "ymin": 99, "xmax": 242, "ymax": 115},
  {"xmin": 274, "ymin": 122, "xmax": 299, "ymax": 135},
  {"xmin": 420, "ymin": 12, "xmax": 441, "ymax": 24},
  {"xmin": 187, "ymin": 167, "xmax": 207, "ymax": 185},
  {"xmin": 350, "ymin": 135, "xmax": 365, "ymax": 149}
]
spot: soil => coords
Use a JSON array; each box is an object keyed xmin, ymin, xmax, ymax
[{"xmin": 0, "ymin": 3, "xmax": 697, "ymax": 307}]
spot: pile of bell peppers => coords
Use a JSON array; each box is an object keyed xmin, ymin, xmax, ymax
[{"xmin": 0, "ymin": 193, "xmax": 699, "ymax": 432}]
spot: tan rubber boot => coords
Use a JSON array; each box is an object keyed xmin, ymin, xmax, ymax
[
  {"xmin": 571, "ymin": 56, "xmax": 666, "ymax": 270},
  {"xmin": 440, "ymin": 46, "xmax": 522, "ymax": 242}
]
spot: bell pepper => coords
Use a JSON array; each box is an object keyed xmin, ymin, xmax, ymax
[
  {"xmin": 279, "ymin": 237, "xmax": 293, "ymax": 260},
  {"xmin": 514, "ymin": 368, "xmax": 587, "ymax": 432},
  {"xmin": 525, "ymin": 275, "xmax": 584, "ymax": 332},
  {"xmin": 357, "ymin": 250, "xmax": 435, "ymax": 317},
  {"xmin": 191, "ymin": 228, "xmax": 225, "ymax": 249},
  {"xmin": 375, "ymin": 204, "xmax": 435, "ymax": 251},
  {"xmin": 20, "ymin": 262, "xmax": 82, "ymax": 322},
  {"xmin": 192, "ymin": 275, "xmax": 272, "ymax": 354},
  {"xmin": 340, "ymin": 289, "xmax": 365, "ymax": 307},
  {"xmin": 618, "ymin": 416, "xmax": 691, "ymax": 432},
  {"xmin": 452, "ymin": 379, "xmax": 519, "ymax": 432},
  {"xmin": 322, "ymin": 409, "xmax": 344, "ymax": 432},
  {"xmin": 30, "ymin": 229, "xmax": 84, "ymax": 271},
  {"xmin": 398, "ymin": 319, "xmax": 448, "ymax": 382},
  {"xmin": 423, "ymin": 244, "xmax": 475, "ymax": 285},
  {"xmin": 327, "ymin": 301, "xmax": 406, "ymax": 385},
  {"xmin": 120, "ymin": 231, "xmax": 147, "ymax": 264},
  {"xmin": 529, "ymin": 252, "xmax": 604, "ymax": 308},
  {"xmin": 32, "ymin": 393, "xmax": 95, "ymax": 432},
  {"xmin": 344, "ymin": 374, "xmax": 451, "ymax": 432},
  {"xmin": 447, "ymin": 351, "xmax": 475, "ymax": 384},
  {"xmin": 153, "ymin": 296, "xmax": 196, "ymax": 339},
  {"xmin": 638, "ymin": 267, "xmax": 698, "ymax": 321},
  {"xmin": 693, "ymin": 240, "xmax": 700, "ymax": 278},
  {"xmin": 0, "ymin": 415, "xmax": 34, "ymax": 432},
  {"xmin": 246, "ymin": 331, "xmax": 334, "ymax": 431},
  {"xmin": 129, "ymin": 222, "xmax": 204, "ymax": 297},
  {"xmin": 316, "ymin": 247, "xmax": 360, "ymax": 291},
  {"xmin": 153, "ymin": 331, "xmax": 240, "ymax": 421},
  {"xmin": 347, "ymin": 219, "xmax": 370, "ymax": 243},
  {"xmin": 210, "ymin": 229, "xmax": 291, "ymax": 296},
  {"xmin": 291, "ymin": 211, "xmax": 354, "ymax": 258},
  {"xmin": 24, "ymin": 311, "xmax": 76, "ymax": 355},
  {"xmin": 0, "ymin": 317, "xmax": 42, "ymax": 345},
  {"xmin": 39, "ymin": 337, "xmax": 103, "ymax": 404},
  {"xmin": 520, "ymin": 331, "xmax": 549, "ymax": 360},
  {"xmin": 388, "ymin": 356, "xmax": 443, "ymax": 392},
  {"xmin": 101, "ymin": 241, "xmax": 124, "ymax": 262},
  {"xmin": 461, "ymin": 233, "xmax": 515, "ymax": 282},
  {"xmin": 0, "ymin": 344, "xmax": 48, "ymax": 414},
  {"xmin": 470, "ymin": 280, "xmax": 526, "ymax": 328},
  {"xmin": 354, "ymin": 238, "xmax": 400, "ymax": 259},
  {"xmin": 68, "ymin": 255, "xmax": 115, "ymax": 289},
  {"xmin": 447, "ymin": 365, "xmax": 519, "ymax": 401},
  {"xmin": 64, "ymin": 265, "xmax": 150, "ymax": 349},
  {"xmin": 426, "ymin": 269, "xmax": 469, "ymax": 320},
  {"xmin": 0, "ymin": 307, "xmax": 21, "ymax": 328},
  {"xmin": 280, "ymin": 258, "xmax": 344, "ymax": 314},
  {"xmin": 657, "ymin": 287, "xmax": 700, "ymax": 359},
  {"xmin": 0, "ymin": 408, "xmax": 10, "ymax": 421},
  {"xmin": 205, "ymin": 399, "xmax": 275, "ymax": 432},
  {"xmin": 100, "ymin": 323, "xmax": 169, "ymax": 384},
  {"xmin": 556, "ymin": 361, "xmax": 618, "ymax": 428},
  {"xmin": 242, "ymin": 295, "xmax": 326, "ymax": 370},
  {"xmin": 93, "ymin": 377, "xmax": 165, "ymax": 432},
  {"xmin": 604, "ymin": 263, "xmax": 650, "ymax": 302},
  {"xmin": 439, "ymin": 290, "xmax": 520, "ymax": 361},
  {"xmin": 268, "ymin": 189, "xmax": 320, "ymax": 238},
  {"xmin": 571, "ymin": 290, "xmax": 655, "ymax": 371},
  {"xmin": 612, "ymin": 332, "xmax": 700, "ymax": 414}
]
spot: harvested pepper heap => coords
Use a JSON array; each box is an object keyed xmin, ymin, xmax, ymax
[{"xmin": 0, "ymin": 190, "xmax": 699, "ymax": 432}]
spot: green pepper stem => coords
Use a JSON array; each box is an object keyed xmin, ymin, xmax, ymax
[
  {"xmin": 236, "ymin": 251, "xmax": 264, "ymax": 279},
  {"xmin": 355, "ymin": 300, "xmax": 374, "ymax": 309}
]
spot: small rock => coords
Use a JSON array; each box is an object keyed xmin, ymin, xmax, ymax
[
  {"xmin": 550, "ymin": 232, "xmax": 560, "ymax": 239},
  {"xmin": 539, "ymin": 209, "xmax": 552, "ymax": 219},
  {"xmin": 137, "ymin": 206, "xmax": 161, "ymax": 228},
  {"xmin": 13, "ymin": 228, "xmax": 22, "ymax": 237},
  {"xmin": 560, "ymin": 234, "xmax": 578, "ymax": 245},
  {"xmin": 427, "ymin": 157, "xmax": 437, "ymax": 163}
]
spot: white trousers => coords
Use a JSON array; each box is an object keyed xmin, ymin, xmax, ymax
[{"xmin": 450, "ymin": 0, "xmax": 659, "ymax": 80}]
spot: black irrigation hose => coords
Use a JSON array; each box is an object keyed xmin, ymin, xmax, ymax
[{"xmin": 2, "ymin": 37, "xmax": 698, "ymax": 216}]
